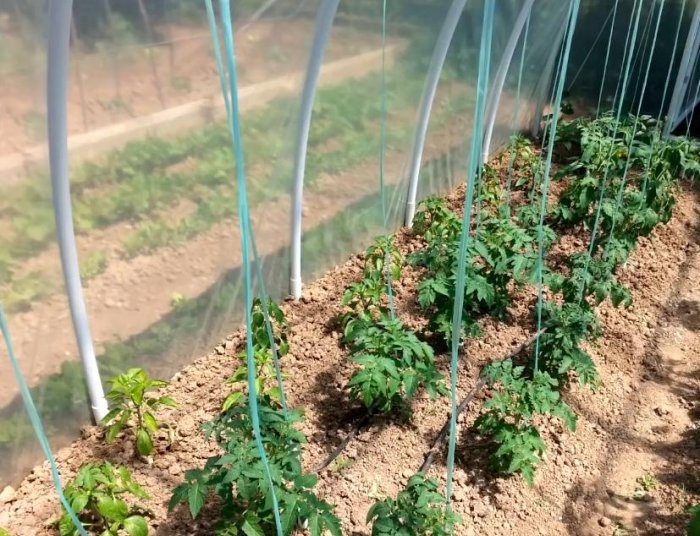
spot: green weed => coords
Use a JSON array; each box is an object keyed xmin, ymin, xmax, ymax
[{"xmin": 79, "ymin": 250, "xmax": 108, "ymax": 281}]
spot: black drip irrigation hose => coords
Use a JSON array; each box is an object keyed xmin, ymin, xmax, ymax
[
  {"xmin": 312, "ymin": 409, "xmax": 376, "ymax": 474},
  {"xmin": 419, "ymin": 328, "xmax": 544, "ymax": 474},
  {"xmin": 419, "ymin": 377, "xmax": 488, "ymax": 474},
  {"xmin": 419, "ymin": 328, "xmax": 545, "ymax": 474},
  {"xmin": 312, "ymin": 328, "xmax": 546, "ymax": 475}
]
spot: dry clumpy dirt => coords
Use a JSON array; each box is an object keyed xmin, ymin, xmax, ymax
[{"xmin": 1, "ymin": 177, "xmax": 699, "ymax": 536}]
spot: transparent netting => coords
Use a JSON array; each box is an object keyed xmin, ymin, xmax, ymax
[
  {"xmin": 565, "ymin": 0, "xmax": 695, "ymax": 119},
  {"xmin": 0, "ymin": 0, "xmax": 320, "ymax": 486},
  {"xmin": 0, "ymin": 0, "xmax": 697, "ymax": 519}
]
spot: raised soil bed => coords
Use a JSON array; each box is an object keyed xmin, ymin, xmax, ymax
[{"xmin": 1, "ymin": 157, "xmax": 699, "ymax": 536}]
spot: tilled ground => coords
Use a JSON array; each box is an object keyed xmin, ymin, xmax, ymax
[{"xmin": 1, "ymin": 176, "xmax": 699, "ymax": 536}]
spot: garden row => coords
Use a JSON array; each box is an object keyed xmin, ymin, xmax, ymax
[
  {"xmin": 12, "ymin": 111, "xmax": 698, "ymax": 536},
  {"xmin": 2, "ymin": 63, "xmax": 473, "ymax": 313},
  {"xmin": 0, "ymin": 88, "xmax": 470, "ymax": 479},
  {"xmin": 0, "ymin": 139, "xmax": 464, "ymax": 482}
]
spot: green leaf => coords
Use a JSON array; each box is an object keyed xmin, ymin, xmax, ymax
[
  {"xmin": 123, "ymin": 516, "xmax": 148, "ymax": 536},
  {"xmin": 230, "ymin": 365, "xmax": 248, "ymax": 383},
  {"xmin": 281, "ymin": 495, "xmax": 299, "ymax": 533},
  {"xmin": 308, "ymin": 512, "xmax": 321, "ymax": 536},
  {"xmin": 136, "ymin": 429, "xmax": 154, "ymax": 456},
  {"xmin": 142, "ymin": 411, "xmax": 158, "ymax": 433},
  {"xmin": 105, "ymin": 422, "xmax": 124, "ymax": 443},
  {"xmin": 294, "ymin": 473, "xmax": 318, "ymax": 489},
  {"xmin": 241, "ymin": 514, "xmax": 265, "ymax": 536},
  {"xmin": 168, "ymin": 483, "xmax": 189, "ymax": 512},
  {"xmin": 403, "ymin": 370, "xmax": 419, "ymax": 398},
  {"xmin": 688, "ymin": 504, "xmax": 700, "ymax": 536},
  {"xmin": 58, "ymin": 514, "xmax": 77, "ymax": 536},
  {"xmin": 70, "ymin": 492, "xmax": 89, "ymax": 513},
  {"xmin": 96, "ymin": 496, "xmax": 128, "ymax": 521},
  {"xmin": 222, "ymin": 391, "xmax": 244, "ymax": 411},
  {"xmin": 158, "ymin": 395, "xmax": 177, "ymax": 408},
  {"xmin": 188, "ymin": 481, "xmax": 206, "ymax": 519},
  {"xmin": 101, "ymin": 407, "xmax": 122, "ymax": 425}
]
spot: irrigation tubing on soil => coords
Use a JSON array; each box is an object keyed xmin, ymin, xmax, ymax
[
  {"xmin": 312, "ymin": 329, "xmax": 546, "ymax": 478},
  {"xmin": 419, "ymin": 328, "xmax": 546, "ymax": 475}
]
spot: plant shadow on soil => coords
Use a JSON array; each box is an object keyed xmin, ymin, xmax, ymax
[
  {"xmin": 454, "ymin": 428, "xmax": 507, "ymax": 500},
  {"xmin": 155, "ymin": 501, "xmax": 222, "ymax": 536},
  {"xmin": 559, "ymin": 183, "xmax": 700, "ymax": 535},
  {"xmin": 307, "ymin": 363, "xmax": 422, "ymax": 463}
]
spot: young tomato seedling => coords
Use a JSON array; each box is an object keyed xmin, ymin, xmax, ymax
[
  {"xmin": 367, "ymin": 473, "xmax": 461, "ymax": 536},
  {"xmin": 345, "ymin": 312, "xmax": 447, "ymax": 413},
  {"xmin": 475, "ymin": 359, "xmax": 576, "ymax": 485},
  {"xmin": 57, "ymin": 462, "xmax": 150, "ymax": 536},
  {"xmin": 170, "ymin": 396, "xmax": 341, "ymax": 536},
  {"xmin": 223, "ymin": 297, "xmax": 289, "ymax": 411},
  {"xmin": 340, "ymin": 235, "xmax": 445, "ymax": 414},
  {"xmin": 102, "ymin": 368, "xmax": 176, "ymax": 457}
]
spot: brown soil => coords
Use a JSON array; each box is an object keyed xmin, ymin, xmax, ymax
[
  {"xmin": 1, "ymin": 164, "xmax": 699, "ymax": 535},
  {"xmin": 0, "ymin": 18, "xmax": 380, "ymax": 156},
  {"xmin": 0, "ymin": 116, "xmax": 470, "ymax": 411},
  {"xmin": 0, "ymin": 104, "xmax": 479, "ymax": 487}
]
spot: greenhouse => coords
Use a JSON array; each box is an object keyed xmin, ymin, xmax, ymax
[{"xmin": 1, "ymin": 0, "xmax": 700, "ymax": 534}]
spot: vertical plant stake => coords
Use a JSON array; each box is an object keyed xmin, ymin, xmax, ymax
[{"xmin": 446, "ymin": 0, "xmax": 495, "ymax": 506}]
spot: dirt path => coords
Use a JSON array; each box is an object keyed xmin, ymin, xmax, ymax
[
  {"xmin": 0, "ymin": 19, "xmax": 381, "ymax": 156},
  {"xmin": 565, "ymin": 214, "xmax": 700, "ymax": 536},
  {"xmin": 0, "ymin": 89, "xmax": 477, "ymax": 412},
  {"xmin": 1, "ymin": 177, "xmax": 698, "ymax": 535}
]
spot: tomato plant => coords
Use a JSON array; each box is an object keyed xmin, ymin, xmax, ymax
[
  {"xmin": 223, "ymin": 297, "xmax": 289, "ymax": 411},
  {"xmin": 57, "ymin": 462, "xmax": 150, "ymax": 536},
  {"xmin": 102, "ymin": 368, "xmax": 176, "ymax": 457},
  {"xmin": 367, "ymin": 473, "xmax": 461, "ymax": 535},
  {"xmin": 170, "ymin": 396, "xmax": 341, "ymax": 536},
  {"xmin": 410, "ymin": 197, "xmax": 550, "ymax": 344},
  {"xmin": 340, "ymin": 235, "xmax": 445, "ymax": 414},
  {"xmin": 547, "ymin": 252, "xmax": 632, "ymax": 308},
  {"xmin": 475, "ymin": 360, "xmax": 576, "ymax": 485},
  {"xmin": 340, "ymin": 234, "xmax": 403, "ymax": 337},
  {"xmin": 345, "ymin": 312, "xmax": 447, "ymax": 413}
]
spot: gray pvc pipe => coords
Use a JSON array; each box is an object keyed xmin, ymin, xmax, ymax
[
  {"xmin": 289, "ymin": 0, "xmax": 340, "ymax": 300},
  {"xmin": 530, "ymin": 19, "xmax": 569, "ymax": 137},
  {"xmin": 47, "ymin": 0, "xmax": 108, "ymax": 422},
  {"xmin": 665, "ymin": 1, "xmax": 700, "ymax": 136},
  {"xmin": 481, "ymin": 0, "xmax": 534, "ymax": 163},
  {"xmin": 404, "ymin": 0, "xmax": 467, "ymax": 228}
]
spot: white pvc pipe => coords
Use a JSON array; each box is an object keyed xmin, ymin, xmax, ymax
[
  {"xmin": 404, "ymin": 0, "xmax": 467, "ymax": 227},
  {"xmin": 289, "ymin": 0, "xmax": 340, "ymax": 300},
  {"xmin": 665, "ymin": 1, "xmax": 700, "ymax": 137},
  {"xmin": 47, "ymin": 0, "xmax": 109, "ymax": 422},
  {"xmin": 481, "ymin": 0, "xmax": 534, "ymax": 163}
]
